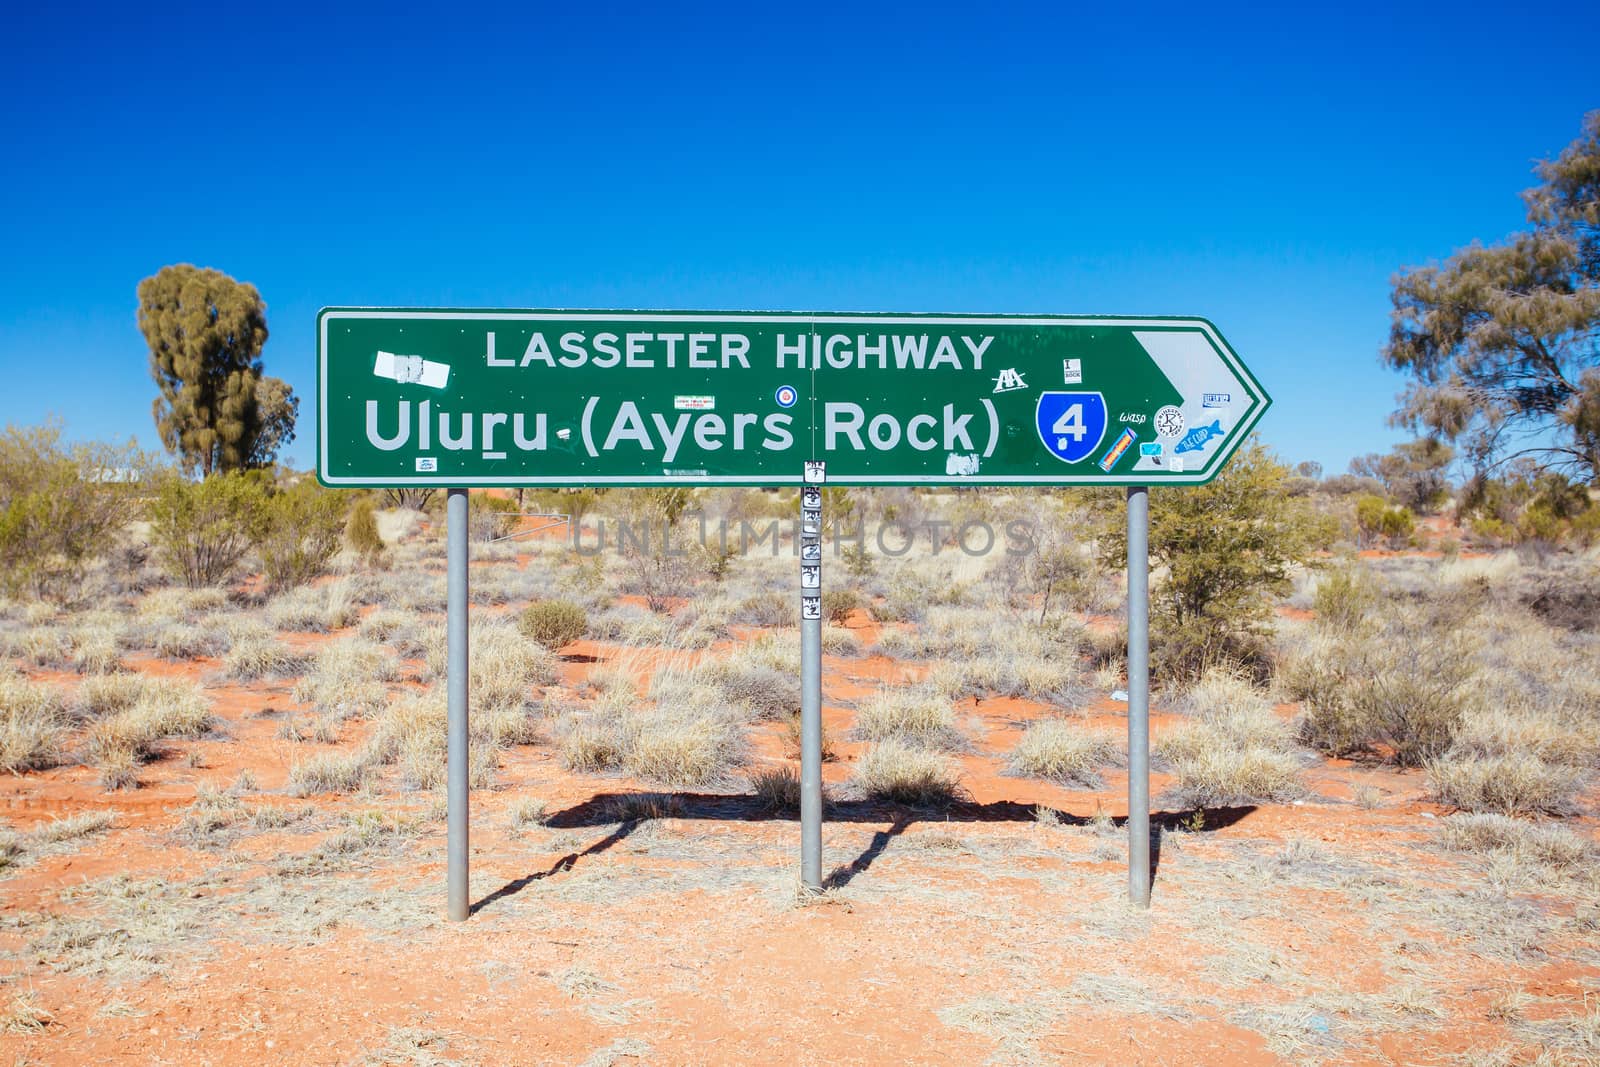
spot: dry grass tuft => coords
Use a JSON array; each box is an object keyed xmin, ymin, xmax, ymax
[
  {"xmin": 854, "ymin": 687, "xmax": 965, "ymax": 750},
  {"xmin": 750, "ymin": 764, "xmax": 802, "ymax": 810},
  {"xmin": 1157, "ymin": 669, "xmax": 1303, "ymax": 806},
  {"xmin": 291, "ymin": 637, "xmax": 397, "ymax": 719},
  {"xmin": 1438, "ymin": 812, "xmax": 1592, "ymax": 873},
  {"xmin": 1428, "ymin": 754, "xmax": 1583, "ymax": 817},
  {"xmin": 0, "ymin": 988, "xmax": 53, "ymax": 1034},
  {"xmin": 85, "ymin": 679, "xmax": 213, "ymax": 767},
  {"xmin": 222, "ymin": 635, "xmax": 310, "ymax": 680},
  {"xmin": 1009, "ymin": 720, "xmax": 1120, "ymax": 787},
  {"xmin": 850, "ymin": 740, "xmax": 963, "ymax": 806},
  {"xmin": 0, "ymin": 671, "xmax": 68, "ymax": 773},
  {"xmin": 286, "ymin": 751, "xmax": 373, "ymax": 796}
]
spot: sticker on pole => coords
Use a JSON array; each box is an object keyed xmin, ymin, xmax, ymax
[
  {"xmin": 1035, "ymin": 392, "xmax": 1108, "ymax": 464},
  {"xmin": 801, "ymin": 597, "xmax": 822, "ymax": 620}
]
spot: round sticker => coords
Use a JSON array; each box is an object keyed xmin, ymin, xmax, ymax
[
  {"xmin": 775, "ymin": 385, "xmax": 798, "ymax": 408},
  {"xmin": 1154, "ymin": 405, "xmax": 1186, "ymax": 439}
]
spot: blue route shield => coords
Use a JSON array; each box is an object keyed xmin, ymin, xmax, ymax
[{"xmin": 1035, "ymin": 391, "xmax": 1108, "ymax": 464}]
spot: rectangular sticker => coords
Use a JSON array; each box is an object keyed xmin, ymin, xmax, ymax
[
  {"xmin": 674, "ymin": 395, "xmax": 715, "ymax": 411},
  {"xmin": 801, "ymin": 597, "xmax": 822, "ymax": 620},
  {"xmin": 1097, "ymin": 427, "xmax": 1137, "ymax": 472},
  {"xmin": 1062, "ymin": 358, "xmax": 1083, "ymax": 385},
  {"xmin": 415, "ymin": 457, "xmax": 438, "ymax": 472},
  {"xmin": 1202, "ymin": 393, "xmax": 1231, "ymax": 408}
]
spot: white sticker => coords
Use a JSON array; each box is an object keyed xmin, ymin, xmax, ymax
[
  {"xmin": 801, "ymin": 487, "xmax": 821, "ymax": 509},
  {"xmin": 1062, "ymin": 358, "xmax": 1083, "ymax": 385},
  {"xmin": 801, "ymin": 565, "xmax": 820, "ymax": 588},
  {"xmin": 415, "ymin": 457, "xmax": 438, "ymax": 472},
  {"xmin": 945, "ymin": 453, "xmax": 980, "ymax": 476},
  {"xmin": 1171, "ymin": 456, "xmax": 1184, "ymax": 473},
  {"xmin": 803, "ymin": 460, "xmax": 827, "ymax": 484},
  {"xmin": 991, "ymin": 368, "xmax": 1028, "ymax": 393},
  {"xmin": 374, "ymin": 351, "xmax": 450, "ymax": 389},
  {"xmin": 674, "ymin": 395, "xmax": 715, "ymax": 411},
  {"xmin": 801, "ymin": 543, "xmax": 821, "ymax": 560},
  {"xmin": 1154, "ymin": 405, "xmax": 1186, "ymax": 439},
  {"xmin": 801, "ymin": 598, "xmax": 822, "ymax": 620}
]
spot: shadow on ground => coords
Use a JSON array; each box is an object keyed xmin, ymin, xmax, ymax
[{"xmin": 473, "ymin": 792, "xmax": 1254, "ymax": 914}]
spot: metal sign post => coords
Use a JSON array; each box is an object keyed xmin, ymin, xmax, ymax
[
  {"xmin": 799, "ymin": 464, "xmax": 826, "ymax": 890},
  {"xmin": 446, "ymin": 487, "xmax": 470, "ymax": 921},
  {"xmin": 1126, "ymin": 486, "xmax": 1151, "ymax": 907}
]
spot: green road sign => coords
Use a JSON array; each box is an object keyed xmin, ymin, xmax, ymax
[{"xmin": 317, "ymin": 309, "xmax": 1269, "ymax": 487}]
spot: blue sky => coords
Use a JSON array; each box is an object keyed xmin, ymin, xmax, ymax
[{"xmin": 1, "ymin": 2, "xmax": 1595, "ymax": 475}]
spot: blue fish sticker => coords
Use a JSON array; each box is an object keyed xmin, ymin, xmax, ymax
[{"xmin": 1174, "ymin": 419, "xmax": 1224, "ymax": 455}]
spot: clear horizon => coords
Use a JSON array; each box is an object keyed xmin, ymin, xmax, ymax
[{"xmin": 2, "ymin": 3, "xmax": 1596, "ymax": 477}]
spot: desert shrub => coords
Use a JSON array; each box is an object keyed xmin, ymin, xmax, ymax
[
  {"xmin": 750, "ymin": 765, "xmax": 802, "ymax": 810},
  {"xmin": 1310, "ymin": 566, "xmax": 1372, "ymax": 629},
  {"xmin": 822, "ymin": 589, "xmax": 859, "ymax": 625},
  {"xmin": 469, "ymin": 494, "xmax": 519, "ymax": 542},
  {"xmin": 1355, "ymin": 495, "xmax": 1415, "ymax": 546},
  {"xmin": 4, "ymin": 625, "xmax": 74, "ymax": 668},
  {"xmin": 86, "ymin": 680, "xmax": 213, "ymax": 765},
  {"xmin": 344, "ymin": 497, "xmax": 386, "ymax": 563},
  {"xmin": 1438, "ymin": 812, "xmax": 1592, "ymax": 872},
  {"xmin": 732, "ymin": 591, "xmax": 789, "ymax": 627},
  {"xmin": 256, "ymin": 484, "xmax": 346, "ymax": 593},
  {"xmin": 0, "ymin": 672, "xmax": 68, "ymax": 772},
  {"xmin": 291, "ymin": 638, "xmax": 397, "ymax": 718},
  {"xmin": 1100, "ymin": 441, "xmax": 1331, "ymax": 683},
  {"xmin": 1427, "ymin": 753, "xmax": 1583, "ymax": 816},
  {"xmin": 854, "ymin": 688, "xmax": 964, "ymax": 750},
  {"xmin": 623, "ymin": 705, "xmax": 745, "ymax": 786},
  {"xmin": 781, "ymin": 710, "xmax": 837, "ymax": 762},
  {"xmin": 267, "ymin": 580, "xmax": 360, "ymax": 632},
  {"xmin": 518, "ymin": 599, "xmax": 588, "ymax": 649},
  {"xmin": 146, "ymin": 472, "xmax": 266, "ymax": 587},
  {"xmin": 222, "ymin": 635, "xmax": 310, "ymax": 680},
  {"xmin": 76, "ymin": 673, "xmax": 154, "ymax": 718},
  {"xmin": 358, "ymin": 609, "xmax": 411, "ymax": 644},
  {"xmin": 366, "ymin": 691, "xmax": 499, "ymax": 790},
  {"xmin": 851, "ymin": 741, "xmax": 963, "ymax": 806},
  {"xmin": 0, "ymin": 423, "xmax": 140, "ymax": 601},
  {"xmin": 69, "ymin": 621, "xmax": 124, "ymax": 675},
  {"xmin": 1008, "ymin": 721, "xmax": 1119, "ymax": 787},
  {"xmin": 1289, "ymin": 606, "xmax": 1480, "ymax": 766},
  {"xmin": 1156, "ymin": 669, "xmax": 1303, "ymax": 806},
  {"xmin": 151, "ymin": 622, "xmax": 227, "ymax": 660},
  {"xmin": 286, "ymin": 751, "xmax": 373, "ymax": 796},
  {"xmin": 557, "ymin": 712, "xmax": 626, "ymax": 773},
  {"xmin": 700, "ymin": 658, "xmax": 800, "ymax": 720}
]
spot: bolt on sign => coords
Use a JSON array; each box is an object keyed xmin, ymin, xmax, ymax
[{"xmin": 317, "ymin": 310, "xmax": 1269, "ymax": 488}]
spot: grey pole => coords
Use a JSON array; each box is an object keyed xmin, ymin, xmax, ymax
[
  {"xmin": 446, "ymin": 487, "xmax": 471, "ymax": 921},
  {"xmin": 1126, "ymin": 485, "xmax": 1151, "ymax": 908},
  {"xmin": 799, "ymin": 469, "xmax": 825, "ymax": 890}
]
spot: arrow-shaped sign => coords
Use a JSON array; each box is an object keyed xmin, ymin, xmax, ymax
[{"xmin": 319, "ymin": 310, "xmax": 1268, "ymax": 488}]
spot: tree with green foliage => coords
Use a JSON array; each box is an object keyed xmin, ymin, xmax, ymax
[
  {"xmin": 1349, "ymin": 438, "xmax": 1454, "ymax": 514},
  {"xmin": 136, "ymin": 264, "xmax": 298, "ymax": 475},
  {"xmin": 1384, "ymin": 112, "xmax": 1600, "ymax": 483},
  {"xmin": 1100, "ymin": 439, "xmax": 1333, "ymax": 680},
  {"xmin": 0, "ymin": 423, "xmax": 143, "ymax": 601}
]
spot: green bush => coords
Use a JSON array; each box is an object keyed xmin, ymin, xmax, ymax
[
  {"xmin": 1354, "ymin": 495, "xmax": 1415, "ymax": 546},
  {"xmin": 518, "ymin": 599, "xmax": 588, "ymax": 649},
  {"xmin": 822, "ymin": 589, "xmax": 860, "ymax": 624},
  {"xmin": 257, "ymin": 483, "xmax": 346, "ymax": 592},
  {"xmin": 1311, "ymin": 567, "xmax": 1371, "ymax": 629},
  {"xmin": 344, "ymin": 497, "xmax": 386, "ymax": 562},
  {"xmin": 0, "ymin": 423, "xmax": 141, "ymax": 601},
  {"xmin": 147, "ymin": 472, "xmax": 266, "ymax": 587},
  {"xmin": 1099, "ymin": 439, "xmax": 1332, "ymax": 683}
]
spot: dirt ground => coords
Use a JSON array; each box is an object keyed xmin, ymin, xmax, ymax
[{"xmin": 2, "ymin": 533, "xmax": 1598, "ymax": 1066}]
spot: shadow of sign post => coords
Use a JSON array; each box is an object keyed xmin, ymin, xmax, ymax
[{"xmin": 316, "ymin": 308, "xmax": 1270, "ymax": 918}]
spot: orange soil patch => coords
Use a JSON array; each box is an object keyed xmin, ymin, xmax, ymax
[{"xmin": 4, "ymin": 577, "xmax": 1598, "ymax": 1065}]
